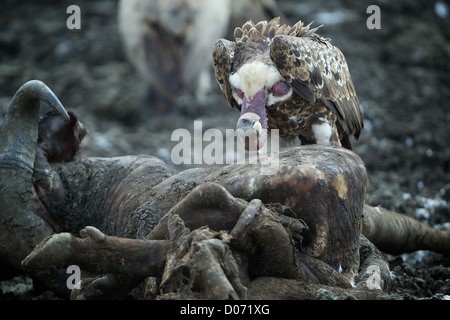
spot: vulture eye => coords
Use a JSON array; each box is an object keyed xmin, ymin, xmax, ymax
[
  {"xmin": 235, "ymin": 88, "xmax": 245, "ymax": 99},
  {"xmin": 271, "ymin": 81, "xmax": 290, "ymax": 97}
]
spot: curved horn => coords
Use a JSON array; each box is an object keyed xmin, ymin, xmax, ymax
[
  {"xmin": 0, "ymin": 80, "xmax": 69, "ymax": 171},
  {"xmin": 0, "ymin": 80, "xmax": 69, "ymax": 275}
]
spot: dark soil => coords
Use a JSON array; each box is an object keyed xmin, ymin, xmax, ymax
[{"xmin": 0, "ymin": 0, "xmax": 449, "ymax": 300}]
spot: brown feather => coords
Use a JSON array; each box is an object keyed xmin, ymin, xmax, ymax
[
  {"xmin": 213, "ymin": 17, "xmax": 364, "ymax": 148},
  {"xmin": 212, "ymin": 39, "xmax": 238, "ymax": 110}
]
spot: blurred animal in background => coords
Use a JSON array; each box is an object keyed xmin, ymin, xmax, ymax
[
  {"xmin": 118, "ymin": 0, "xmax": 230, "ymax": 116},
  {"xmin": 117, "ymin": 0, "xmax": 286, "ymax": 117},
  {"xmin": 213, "ymin": 18, "xmax": 364, "ymax": 151}
]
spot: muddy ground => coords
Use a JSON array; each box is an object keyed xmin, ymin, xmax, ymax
[{"xmin": 0, "ymin": 0, "xmax": 449, "ymax": 300}]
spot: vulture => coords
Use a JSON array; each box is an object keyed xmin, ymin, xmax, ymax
[{"xmin": 213, "ymin": 17, "xmax": 364, "ymax": 150}]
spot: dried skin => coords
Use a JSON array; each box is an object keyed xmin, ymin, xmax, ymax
[{"xmin": 2, "ymin": 80, "xmax": 450, "ymax": 299}]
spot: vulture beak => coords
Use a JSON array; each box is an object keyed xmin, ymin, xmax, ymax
[
  {"xmin": 237, "ymin": 112, "xmax": 262, "ymax": 137},
  {"xmin": 236, "ymin": 111, "xmax": 267, "ymax": 151}
]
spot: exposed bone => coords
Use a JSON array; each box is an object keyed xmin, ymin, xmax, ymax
[
  {"xmin": 21, "ymin": 231, "xmax": 170, "ymax": 278},
  {"xmin": 80, "ymin": 226, "xmax": 106, "ymax": 242}
]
